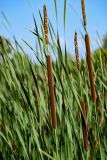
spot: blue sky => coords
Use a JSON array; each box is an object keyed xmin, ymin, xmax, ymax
[{"xmin": 0, "ymin": 0, "xmax": 107, "ymax": 59}]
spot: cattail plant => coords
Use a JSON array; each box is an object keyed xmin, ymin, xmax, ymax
[
  {"xmin": 43, "ymin": 5, "xmax": 57, "ymax": 129},
  {"xmin": 85, "ymin": 33, "xmax": 96, "ymax": 103},
  {"xmin": 74, "ymin": 32, "xmax": 80, "ymax": 71},
  {"xmin": 81, "ymin": 0, "xmax": 96, "ymax": 103},
  {"xmin": 81, "ymin": 1, "xmax": 96, "ymax": 158},
  {"xmin": 80, "ymin": 101, "xmax": 89, "ymax": 151}
]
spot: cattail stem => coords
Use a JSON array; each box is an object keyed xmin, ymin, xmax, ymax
[
  {"xmin": 74, "ymin": 32, "xmax": 80, "ymax": 71},
  {"xmin": 85, "ymin": 33, "xmax": 96, "ymax": 103},
  {"xmin": 47, "ymin": 55, "xmax": 57, "ymax": 129},
  {"xmin": 80, "ymin": 101, "xmax": 88, "ymax": 151}
]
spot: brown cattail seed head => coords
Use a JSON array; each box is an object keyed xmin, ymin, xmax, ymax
[
  {"xmin": 85, "ymin": 33, "xmax": 96, "ymax": 103},
  {"xmin": 43, "ymin": 5, "xmax": 48, "ymax": 44},
  {"xmin": 74, "ymin": 32, "xmax": 80, "ymax": 70},
  {"xmin": 80, "ymin": 101, "xmax": 89, "ymax": 151},
  {"xmin": 47, "ymin": 55, "xmax": 57, "ymax": 129},
  {"xmin": 81, "ymin": 0, "xmax": 87, "ymax": 27}
]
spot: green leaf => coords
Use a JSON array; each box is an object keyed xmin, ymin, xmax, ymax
[
  {"xmin": 64, "ymin": 0, "xmax": 66, "ymax": 30},
  {"xmin": 54, "ymin": 0, "xmax": 58, "ymax": 21}
]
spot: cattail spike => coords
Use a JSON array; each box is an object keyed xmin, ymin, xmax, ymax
[
  {"xmin": 85, "ymin": 33, "xmax": 96, "ymax": 103},
  {"xmin": 47, "ymin": 55, "xmax": 57, "ymax": 129},
  {"xmin": 81, "ymin": 0, "xmax": 87, "ymax": 28},
  {"xmin": 43, "ymin": 5, "xmax": 48, "ymax": 45},
  {"xmin": 74, "ymin": 32, "xmax": 80, "ymax": 70}
]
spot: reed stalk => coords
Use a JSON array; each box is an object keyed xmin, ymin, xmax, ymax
[{"xmin": 81, "ymin": 0, "xmax": 96, "ymax": 103}]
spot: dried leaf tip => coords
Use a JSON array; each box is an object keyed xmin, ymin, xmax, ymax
[{"xmin": 43, "ymin": 5, "xmax": 48, "ymax": 45}]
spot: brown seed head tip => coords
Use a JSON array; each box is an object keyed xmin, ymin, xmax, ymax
[
  {"xmin": 43, "ymin": 5, "xmax": 46, "ymax": 12},
  {"xmin": 74, "ymin": 32, "xmax": 77, "ymax": 43},
  {"xmin": 43, "ymin": 4, "xmax": 48, "ymax": 44},
  {"xmin": 43, "ymin": 5, "xmax": 47, "ymax": 18},
  {"xmin": 43, "ymin": 5, "xmax": 46, "ymax": 9},
  {"xmin": 75, "ymin": 31, "xmax": 77, "ymax": 36}
]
